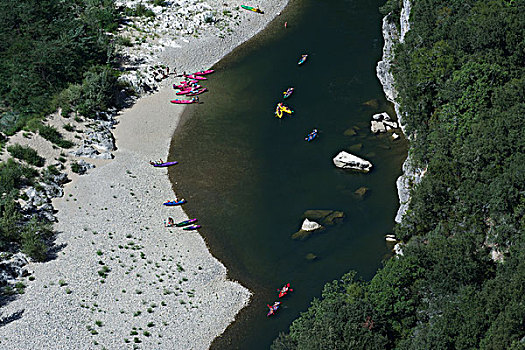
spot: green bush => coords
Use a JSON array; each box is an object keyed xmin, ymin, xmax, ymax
[
  {"xmin": 70, "ymin": 162, "xmax": 81, "ymax": 174},
  {"xmin": 125, "ymin": 4, "xmax": 155, "ymax": 17},
  {"xmin": 0, "ymin": 159, "xmax": 38, "ymax": 196},
  {"xmin": 7, "ymin": 144, "xmax": 45, "ymax": 167},
  {"xmin": 38, "ymin": 124, "xmax": 74, "ymax": 148}
]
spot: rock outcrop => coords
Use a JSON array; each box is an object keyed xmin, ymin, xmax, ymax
[
  {"xmin": 333, "ymin": 151, "xmax": 372, "ymax": 172},
  {"xmin": 292, "ymin": 210, "xmax": 344, "ymax": 240},
  {"xmin": 376, "ymin": 0, "xmax": 424, "ymax": 225}
]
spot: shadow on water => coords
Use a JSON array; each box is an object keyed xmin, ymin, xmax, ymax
[{"xmin": 169, "ymin": 0, "xmax": 407, "ymax": 348}]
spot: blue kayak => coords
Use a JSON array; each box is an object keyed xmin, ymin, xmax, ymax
[
  {"xmin": 163, "ymin": 199, "xmax": 186, "ymax": 206},
  {"xmin": 305, "ymin": 129, "xmax": 318, "ymax": 141}
]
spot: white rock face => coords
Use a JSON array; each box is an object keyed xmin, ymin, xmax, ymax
[
  {"xmin": 394, "ymin": 242, "xmax": 404, "ymax": 256},
  {"xmin": 392, "ymin": 132, "xmax": 400, "ymax": 140},
  {"xmin": 400, "ymin": 0, "xmax": 412, "ymax": 42},
  {"xmin": 395, "ymin": 158, "xmax": 426, "ymax": 223},
  {"xmin": 301, "ymin": 219, "xmax": 322, "ymax": 232},
  {"xmin": 333, "ymin": 151, "xmax": 372, "ymax": 172}
]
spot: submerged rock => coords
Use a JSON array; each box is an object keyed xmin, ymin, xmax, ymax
[
  {"xmin": 344, "ymin": 128, "xmax": 357, "ymax": 136},
  {"xmin": 348, "ymin": 143, "xmax": 363, "ymax": 152},
  {"xmin": 354, "ymin": 187, "xmax": 369, "ymax": 199},
  {"xmin": 333, "ymin": 151, "xmax": 372, "ymax": 172},
  {"xmin": 305, "ymin": 253, "xmax": 317, "ymax": 261}
]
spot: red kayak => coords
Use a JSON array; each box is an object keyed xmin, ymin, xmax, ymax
[
  {"xmin": 193, "ymin": 69, "xmax": 214, "ymax": 76},
  {"xmin": 278, "ymin": 283, "xmax": 293, "ymax": 298},
  {"xmin": 171, "ymin": 99, "xmax": 198, "ymax": 104},
  {"xmin": 176, "ymin": 89, "xmax": 193, "ymax": 95},
  {"xmin": 186, "ymin": 88, "xmax": 208, "ymax": 96}
]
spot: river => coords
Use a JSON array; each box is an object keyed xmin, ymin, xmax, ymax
[{"xmin": 169, "ymin": 0, "xmax": 407, "ymax": 348}]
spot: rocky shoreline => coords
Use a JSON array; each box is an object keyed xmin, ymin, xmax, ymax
[
  {"xmin": 0, "ymin": 0, "xmax": 288, "ymax": 348},
  {"xmin": 376, "ymin": 0, "xmax": 425, "ymax": 227}
]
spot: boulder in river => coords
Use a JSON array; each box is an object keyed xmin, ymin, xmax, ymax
[
  {"xmin": 304, "ymin": 210, "xmax": 344, "ymax": 226},
  {"xmin": 292, "ymin": 218, "xmax": 323, "ymax": 240},
  {"xmin": 333, "ymin": 151, "xmax": 372, "ymax": 172}
]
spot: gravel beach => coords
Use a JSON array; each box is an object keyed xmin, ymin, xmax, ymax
[{"xmin": 0, "ymin": 1, "xmax": 288, "ymax": 348}]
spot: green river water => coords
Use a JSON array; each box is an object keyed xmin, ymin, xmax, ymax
[{"xmin": 169, "ymin": 0, "xmax": 407, "ymax": 348}]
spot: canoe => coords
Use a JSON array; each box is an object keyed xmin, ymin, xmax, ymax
[
  {"xmin": 152, "ymin": 161, "xmax": 178, "ymax": 167},
  {"xmin": 267, "ymin": 301, "xmax": 281, "ymax": 317},
  {"xmin": 241, "ymin": 5, "xmax": 264, "ymax": 14},
  {"xmin": 305, "ymin": 129, "xmax": 318, "ymax": 142},
  {"xmin": 298, "ymin": 54, "xmax": 308, "ymax": 65},
  {"xmin": 175, "ymin": 218, "xmax": 198, "ymax": 227},
  {"xmin": 171, "ymin": 99, "xmax": 198, "ymax": 104},
  {"xmin": 283, "ymin": 87, "xmax": 294, "ymax": 99},
  {"xmin": 163, "ymin": 199, "xmax": 186, "ymax": 206},
  {"xmin": 278, "ymin": 283, "xmax": 293, "ymax": 298},
  {"xmin": 193, "ymin": 70, "xmax": 214, "ymax": 76},
  {"xmin": 186, "ymin": 88, "xmax": 208, "ymax": 96},
  {"xmin": 183, "ymin": 224, "xmax": 201, "ymax": 231}
]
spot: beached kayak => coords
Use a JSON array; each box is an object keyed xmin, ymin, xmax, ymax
[
  {"xmin": 298, "ymin": 54, "xmax": 308, "ymax": 65},
  {"xmin": 171, "ymin": 99, "xmax": 198, "ymax": 104},
  {"xmin": 241, "ymin": 5, "xmax": 264, "ymax": 14},
  {"xmin": 186, "ymin": 88, "xmax": 208, "ymax": 96},
  {"xmin": 193, "ymin": 69, "xmax": 214, "ymax": 76},
  {"xmin": 185, "ymin": 74, "xmax": 207, "ymax": 80},
  {"xmin": 163, "ymin": 199, "xmax": 187, "ymax": 206},
  {"xmin": 175, "ymin": 218, "xmax": 198, "ymax": 227},
  {"xmin": 151, "ymin": 161, "xmax": 178, "ymax": 167},
  {"xmin": 283, "ymin": 87, "xmax": 294, "ymax": 99},
  {"xmin": 183, "ymin": 224, "xmax": 201, "ymax": 231}
]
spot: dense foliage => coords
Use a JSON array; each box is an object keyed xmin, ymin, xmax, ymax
[
  {"xmin": 273, "ymin": 0, "xmax": 525, "ymax": 348},
  {"xmin": 0, "ymin": 0, "xmax": 120, "ymax": 135}
]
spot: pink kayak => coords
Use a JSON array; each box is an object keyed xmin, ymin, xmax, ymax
[
  {"xmin": 185, "ymin": 74, "xmax": 207, "ymax": 80},
  {"xmin": 176, "ymin": 89, "xmax": 193, "ymax": 95},
  {"xmin": 186, "ymin": 88, "xmax": 208, "ymax": 96},
  {"xmin": 170, "ymin": 99, "xmax": 198, "ymax": 104},
  {"xmin": 193, "ymin": 69, "xmax": 215, "ymax": 76}
]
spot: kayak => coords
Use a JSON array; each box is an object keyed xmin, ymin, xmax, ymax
[
  {"xmin": 151, "ymin": 161, "xmax": 178, "ymax": 167},
  {"xmin": 305, "ymin": 129, "xmax": 318, "ymax": 142},
  {"xmin": 275, "ymin": 107, "xmax": 283, "ymax": 119},
  {"xmin": 185, "ymin": 74, "xmax": 207, "ymax": 80},
  {"xmin": 278, "ymin": 283, "xmax": 293, "ymax": 298},
  {"xmin": 175, "ymin": 218, "xmax": 198, "ymax": 227},
  {"xmin": 241, "ymin": 5, "xmax": 264, "ymax": 14},
  {"xmin": 183, "ymin": 224, "xmax": 201, "ymax": 231},
  {"xmin": 283, "ymin": 87, "xmax": 294, "ymax": 99},
  {"xmin": 275, "ymin": 103, "xmax": 293, "ymax": 118},
  {"xmin": 163, "ymin": 199, "xmax": 186, "ymax": 206},
  {"xmin": 298, "ymin": 54, "xmax": 308, "ymax": 65},
  {"xmin": 176, "ymin": 89, "xmax": 193, "ymax": 95},
  {"xmin": 267, "ymin": 301, "xmax": 281, "ymax": 317},
  {"xmin": 193, "ymin": 70, "xmax": 214, "ymax": 76},
  {"xmin": 186, "ymin": 88, "xmax": 208, "ymax": 96},
  {"xmin": 171, "ymin": 99, "xmax": 198, "ymax": 104}
]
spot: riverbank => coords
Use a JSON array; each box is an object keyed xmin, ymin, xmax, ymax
[{"xmin": 0, "ymin": 1, "xmax": 288, "ymax": 348}]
